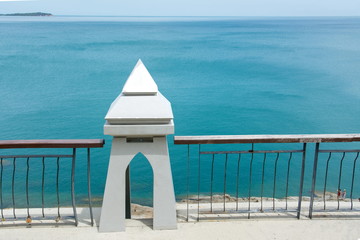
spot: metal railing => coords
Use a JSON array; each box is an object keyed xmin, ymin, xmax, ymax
[
  {"xmin": 174, "ymin": 134, "xmax": 360, "ymax": 221},
  {"xmin": 309, "ymin": 143, "xmax": 360, "ymax": 218},
  {"xmin": 0, "ymin": 139, "xmax": 104, "ymax": 226}
]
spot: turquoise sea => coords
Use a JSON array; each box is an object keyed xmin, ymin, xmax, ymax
[{"xmin": 0, "ymin": 16, "xmax": 359, "ymax": 207}]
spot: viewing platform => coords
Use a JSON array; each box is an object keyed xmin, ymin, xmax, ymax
[
  {"xmin": 0, "ymin": 204, "xmax": 359, "ymax": 240},
  {"xmin": 1, "ymin": 61, "xmax": 359, "ymax": 239}
]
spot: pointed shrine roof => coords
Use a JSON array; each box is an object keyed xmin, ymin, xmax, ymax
[
  {"xmin": 122, "ymin": 59, "xmax": 158, "ymax": 95},
  {"xmin": 104, "ymin": 59, "xmax": 173, "ymax": 126}
]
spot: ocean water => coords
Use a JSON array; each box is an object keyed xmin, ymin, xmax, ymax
[{"xmin": 0, "ymin": 16, "xmax": 359, "ymax": 207}]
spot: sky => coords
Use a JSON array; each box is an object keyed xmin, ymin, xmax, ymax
[{"xmin": 0, "ymin": 0, "xmax": 359, "ymax": 16}]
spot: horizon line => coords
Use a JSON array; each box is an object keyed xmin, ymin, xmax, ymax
[
  {"xmin": 32, "ymin": 14, "xmax": 360, "ymax": 17},
  {"xmin": 0, "ymin": 12, "xmax": 360, "ymax": 18}
]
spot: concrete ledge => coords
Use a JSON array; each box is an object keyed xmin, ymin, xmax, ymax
[
  {"xmin": 0, "ymin": 207, "xmax": 360, "ymax": 240},
  {"xmin": 104, "ymin": 121, "xmax": 174, "ymax": 136},
  {"xmin": 0, "ymin": 205, "xmax": 360, "ymax": 240}
]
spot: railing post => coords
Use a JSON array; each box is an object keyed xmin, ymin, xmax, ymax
[
  {"xmin": 223, "ymin": 153, "xmax": 228, "ymax": 212},
  {"xmin": 125, "ymin": 166, "xmax": 131, "ymax": 219},
  {"xmin": 297, "ymin": 143, "xmax": 307, "ymax": 219},
  {"xmin": 248, "ymin": 143, "xmax": 254, "ymax": 219},
  {"xmin": 12, "ymin": 157, "xmax": 16, "ymax": 219},
  {"xmin": 26, "ymin": 157, "xmax": 31, "ymax": 223},
  {"xmin": 186, "ymin": 144, "xmax": 190, "ymax": 222},
  {"xmin": 87, "ymin": 148, "xmax": 94, "ymax": 226},
  {"xmin": 285, "ymin": 152, "xmax": 293, "ymax": 210},
  {"xmin": 323, "ymin": 153, "xmax": 332, "ymax": 210},
  {"xmin": 41, "ymin": 157, "xmax": 45, "ymax": 218},
  {"xmin": 309, "ymin": 143, "xmax": 320, "ymax": 219},
  {"xmin": 71, "ymin": 148, "xmax": 78, "ymax": 226},
  {"xmin": 337, "ymin": 152, "xmax": 346, "ymax": 210},
  {"xmin": 350, "ymin": 152, "xmax": 359, "ymax": 210},
  {"xmin": 56, "ymin": 157, "xmax": 61, "ymax": 222},
  {"xmin": 197, "ymin": 145, "xmax": 201, "ymax": 221},
  {"xmin": 272, "ymin": 153, "xmax": 280, "ymax": 211},
  {"xmin": 0, "ymin": 158, "xmax": 3, "ymax": 221},
  {"xmin": 235, "ymin": 154, "xmax": 241, "ymax": 211},
  {"xmin": 211, "ymin": 154, "xmax": 215, "ymax": 212}
]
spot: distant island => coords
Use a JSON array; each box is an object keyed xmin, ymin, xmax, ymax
[{"xmin": 0, "ymin": 12, "xmax": 53, "ymax": 17}]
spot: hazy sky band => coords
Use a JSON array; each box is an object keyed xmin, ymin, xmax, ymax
[{"xmin": 0, "ymin": 0, "xmax": 359, "ymax": 16}]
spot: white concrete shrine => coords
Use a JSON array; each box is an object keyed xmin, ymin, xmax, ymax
[{"xmin": 99, "ymin": 59, "xmax": 177, "ymax": 232}]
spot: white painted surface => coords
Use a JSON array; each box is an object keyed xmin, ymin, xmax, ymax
[
  {"xmin": 105, "ymin": 93, "xmax": 173, "ymax": 125},
  {"xmin": 1, "ymin": 205, "xmax": 360, "ymax": 240},
  {"xmin": 100, "ymin": 60, "xmax": 177, "ymax": 232},
  {"xmin": 99, "ymin": 137, "xmax": 177, "ymax": 232},
  {"xmin": 2, "ymin": 219, "xmax": 360, "ymax": 240},
  {"xmin": 122, "ymin": 59, "xmax": 158, "ymax": 95},
  {"xmin": 104, "ymin": 120, "xmax": 174, "ymax": 136}
]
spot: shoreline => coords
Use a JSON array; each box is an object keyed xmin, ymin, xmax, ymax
[{"xmin": 1, "ymin": 193, "xmax": 359, "ymax": 220}]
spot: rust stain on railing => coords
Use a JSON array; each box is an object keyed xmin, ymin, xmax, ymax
[
  {"xmin": 0, "ymin": 139, "xmax": 105, "ymax": 149},
  {"xmin": 174, "ymin": 134, "xmax": 360, "ymax": 145}
]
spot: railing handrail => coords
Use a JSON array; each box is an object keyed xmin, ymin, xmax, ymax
[
  {"xmin": 174, "ymin": 134, "xmax": 360, "ymax": 144},
  {"xmin": 0, "ymin": 139, "xmax": 105, "ymax": 149}
]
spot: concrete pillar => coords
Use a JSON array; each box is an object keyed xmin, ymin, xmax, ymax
[{"xmin": 99, "ymin": 60, "xmax": 177, "ymax": 232}]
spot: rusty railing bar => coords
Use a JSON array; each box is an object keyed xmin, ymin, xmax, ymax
[
  {"xmin": 174, "ymin": 134, "xmax": 360, "ymax": 145},
  {"xmin": 309, "ymin": 143, "xmax": 320, "ymax": 219},
  {"xmin": 201, "ymin": 150, "xmax": 303, "ymax": 155},
  {"xmin": 197, "ymin": 144, "xmax": 201, "ymax": 222},
  {"xmin": 87, "ymin": 148, "xmax": 94, "ymax": 226},
  {"xmin": 337, "ymin": 152, "xmax": 346, "ymax": 210},
  {"xmin": 0, "ymin": 158, "xmax": 3, "ymax": 220},
  {"xmin": 319, "ymin": 150, "xmax": 360, "ymax": 153},
  {"xmin": 323, "ymin": 153, "xmax": 332, "ymax": 210},
  {"xmin": 0, "ymin": 139, "xmax": 105, "ymax": 149},
  {"xmin": 12, "ymin": 157, "xmax": 16, "ymax": 219},
  {"xmin": 297, "ymin": 143, "xmax": 307, "ymax": 219},
  {"xmin": 272, "ymin": 153, "xmax": 280, "ymax": 211},
  {"xmin": 0, "ymin": 155, "xmax": 73, "ymax": 159},
  {"xmin": 26, "ymin": 157, "xmax": 31, "ymax": 222},
  {"xmin": 350, "ymin": 152, "xmax": 360, "ymax": 210},
  {"xmin": 210, "ymin": 154, "xmax": 215, "ymax": 212},
  {"xmin": 285, "ymin": 152, "xmax": 293, "ymax": 210},
  {"xmin": 235, "ymin": 153, "xmax": 241, "ymax": 211},
  {"xmin": 260, "ymin": 153, "xmax": 267, "ymax": 212},
  {"xmin": 174, "ymin": 134, "xmax": 360, "ymax": 144},
  {"xmin": 56, "ymin": 157, "xmax": 61, "ymax": 222},
  {"xmin": 71, "ymin": 148, "xmax": 78, "ymax": 226},
  {"xmin": 248, "ymin": 143, "xmax": 254, "ymax": 219},
  {"xmin": 223, "ymin": 153, "xmax": 228, "ymax": 212},
  {"xmin": 186, "ymin": 144, "xmax": 190, "ymax": 222},
  {"xmin": 41, "ymin": 157, "xmax": 45, "ymax": 218}
]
